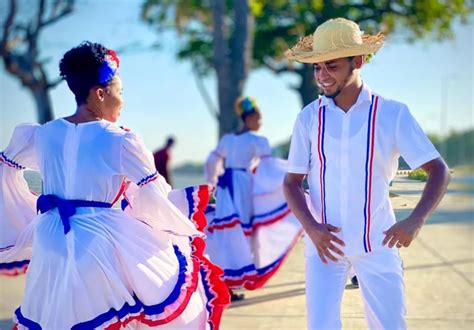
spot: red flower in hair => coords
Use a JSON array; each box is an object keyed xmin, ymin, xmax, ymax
[{"xmin": 107, "ymin": 49, "xmax": 120, "ymax": 68}]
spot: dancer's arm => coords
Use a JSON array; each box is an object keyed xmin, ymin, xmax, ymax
[
  {"xmin": 284, "ymin": 173, "xmax": 345, "ymax": 264},
  {"xmin": 383, "ymin": 157, "xmax": 450, "ymax": 248},
  {"xmin": 121, "ymin": 131, "xmax": 202, "ymax": 237},
  {"xmin": 204, "ymin": 135, "xmax": 229, "ymax": 186},
  {"xmin": 385, "ymin": 104, "xmax": 450, "ymax": 249}
]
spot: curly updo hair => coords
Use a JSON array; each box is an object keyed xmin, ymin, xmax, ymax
[{"xmin": 59, "ymin": 41, "xmax": 114, "ymax": 105}]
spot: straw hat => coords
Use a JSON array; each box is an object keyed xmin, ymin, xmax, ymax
[{"xmin": 285, "ymin": 18, "xmax": 385, "ymax": 63}]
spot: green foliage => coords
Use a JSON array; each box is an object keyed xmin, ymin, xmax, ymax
[
  {"xmin": 142, "ymin": 0, "xmax": 473, "ymax": 76},
  {"xmin": 408, "ymin": 168, "xmax": 428, "ymax": 182},
  {"xmin": 431, "ymin": 129, "xmax": 474, "ymax": 167},
  {"xmin": 142, "ymin": 0, "xmax": 214, "ymax": 75}
]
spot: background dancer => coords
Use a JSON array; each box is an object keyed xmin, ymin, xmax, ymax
[{"xmin": 205, "ymin": 96, "xmax": 302, "ymax": 301}]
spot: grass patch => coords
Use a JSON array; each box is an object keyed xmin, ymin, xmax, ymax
[{"xmin": 408, "ymin": 169, "xmax": 428, "ymax": 182}]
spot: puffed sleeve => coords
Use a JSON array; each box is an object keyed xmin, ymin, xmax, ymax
[
  {"xmin": 120, "ymin": 132, "xmax": 202, "ymax": 237},
  {"xmin": 0, "ymin": 124, "xmax": 40, "ymax": 275},
  {"xmin": 255, "ymin": 136, "xmax": 272, "ymax": 158},
  {"xmin": 204, "ymin": 134, "xmax": 229, "ymax": 186}
]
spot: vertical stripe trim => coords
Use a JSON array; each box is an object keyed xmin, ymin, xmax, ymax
[
  {"xmin": 363, "ymin": 95, "xmax": 379, "ymax": 252},
  {"xmin": 316, "ymin": 99, "xmax": 327, "ymax": 224}
]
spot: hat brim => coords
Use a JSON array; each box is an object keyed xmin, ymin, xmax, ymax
[{"xmin": 285, "ymin": 33, "xmax": 384, "ymax": 64}]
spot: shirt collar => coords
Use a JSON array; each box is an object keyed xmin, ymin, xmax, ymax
[{"xmin": 318, "ymin": 82, "xmax": 373, "ymax": 111}]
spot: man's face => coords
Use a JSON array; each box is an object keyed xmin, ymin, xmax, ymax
[{"xmin": 313, "ymin": 57, "xmax": 357, "ymax": 98}]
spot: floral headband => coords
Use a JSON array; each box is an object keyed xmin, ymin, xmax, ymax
[{"xmin": 98, "ymin": 49, "xmax": 120, "ymax": 85}]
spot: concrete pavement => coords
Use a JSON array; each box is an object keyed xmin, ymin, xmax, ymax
[{"xmin": 220, "ymin": 175, "xmax": 473, "ymax": 329}]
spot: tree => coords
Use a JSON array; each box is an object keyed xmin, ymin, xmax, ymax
[
  {"xmin": 253, "ymin": 0, "xmax": 473, "ymax": 107},
  {"xmin": 143, "ymin": 0, "xmax": 473, "ymax": 136},
  {"xmin": 143, "ymin": 0, "xmax": 254, "ymax": 137},
  {"xmin": 1, "ymin": 0, "xmax": 75, "ymax": 124}
]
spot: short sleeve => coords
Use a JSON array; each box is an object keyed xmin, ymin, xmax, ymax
[
  {"xmin": 395, "ymin": 105, "xmax": 440, "ymax": 169},
  {"xmin": 287, "ymin": 110, "xmax": 311, "ymax": 174},
  {"xmin": 120, "ymin": 132, "xmax": 201, "ymax": 237}
]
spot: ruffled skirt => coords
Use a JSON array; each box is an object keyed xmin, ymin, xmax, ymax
[
  {"xmin": 203, "ymin": 158, "xmax": 303, "ymax": 290},
  {"xmin": 2, "ymin": 185, "xmax": 228, "ymax": 329}
]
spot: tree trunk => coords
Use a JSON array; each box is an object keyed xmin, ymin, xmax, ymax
[
  {"xmin": 32, "ymin": 88, "xmax": 54, "ymax": 123},
  {"xmin": 217, "ymin": 78, "xmax": 240, "ymax": 138},
  {"xmin": 212, "ymin": 0, "xmax": 253, "ymax": 138},
  {"xmin": 297, "ymin": 64, "xmax": 320, "ymax": 107}
]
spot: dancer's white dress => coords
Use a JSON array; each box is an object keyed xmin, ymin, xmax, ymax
[
  {"xmin": 204, "ymin": 132, "xmax": 302, "ymax": 290},
  {"xmin": 0, "ymin": 119, "xmax": 228, "ymax": 329}
]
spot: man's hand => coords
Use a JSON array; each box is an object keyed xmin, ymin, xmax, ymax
[
  {"xmin": 306, "ymin": 222, "xmax": 345, "ymax": 263},
  {"xmin": 382, "ymin": 216, "xmax": 423, "ymax": 248},
  {"xmin": 283, "ymin": 173, "xmax": 345, "ymax": 264},
  {"xmin": 383, "ymin": 158, "xmax": 450, "ymax": 249}
]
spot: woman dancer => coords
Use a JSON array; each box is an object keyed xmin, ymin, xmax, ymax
[
  {"xmin": 0, "ymin": 41, "xmax": 228, "ymax": 329},
  {"xmin": 204, "ymin": 97, "xmax": 303, "ymax": 300}
]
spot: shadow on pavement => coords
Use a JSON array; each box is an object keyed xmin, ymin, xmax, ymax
[
  {"xmin": 0, "ymin": 319, "xmax": 13, "ymax": 330},
  {"xmin": 263, "ymin": 281, "xmax": 305, "ymax": 289},
  {"xmin": 405, "ymin": 258, "xmax": 474, "ymax": 271},
  {"xmin": 391, "ymin": 189, "xmax": 424, "ymax": 196},
  {"xmin": 391, "ymin": 188, "xmax": 474, "ymax": 196},
  {"xmin": 395, "ymin": 209, "xmax": 473, "ymax": 225},
  {"xmin": 229, "ymin": 288, "xmax": 305, "ymax": 309}
]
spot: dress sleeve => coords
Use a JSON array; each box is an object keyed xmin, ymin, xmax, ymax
[
  {"xmin": 0, "ymin": 124, "xmax": 40, "ymax": 273},
  {"xmin": 120, "ymin": 132, "xmax": 202, "ymax": 237},
  {"xmin": 204, "ymin": 135, "xmax": 228, "ymax": 185},
  {"xmin": 253, "ymin": 157, "xmax": 287, "ymax": 195},
  {"xmin": 255, "ymin": 136, "xmax": 272, "ymax": 158},
  {"xmin": 395, "ymin": 105, "xmax": 440, "ymax": 169}
]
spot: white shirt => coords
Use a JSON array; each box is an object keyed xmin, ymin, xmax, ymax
[{"xmin": 287, "ymin": 84, "xmax": 440, "ymax": 256}]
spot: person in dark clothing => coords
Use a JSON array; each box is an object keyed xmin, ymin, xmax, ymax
[{"xmin": 153, "ymin": 136, "xmax": 175, "ymax": 185}]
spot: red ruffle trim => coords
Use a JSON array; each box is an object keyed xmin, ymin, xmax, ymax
[
  {"xmin": 193, "ymin": 237, "xmax": 230, "ymax": 329},
  {"xmin": 225, "ymin": 230, "xmax": 303, "ymax": 290}
]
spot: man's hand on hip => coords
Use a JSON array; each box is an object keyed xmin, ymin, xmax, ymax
[
  {"xmin": 382, "ymin": 216, "xmax": 423, "ymax": 248},
  {"xmin": 306, "ymin": 222, "xmax": 345, "ymax": 264}
]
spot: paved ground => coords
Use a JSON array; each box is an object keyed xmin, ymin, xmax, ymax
[
  {"xmin": 219, "ymin": 175, "xmax": 474, "ymax": 329},
  {"xmin": 1, "ymin": 174, "xmax": 473, "ymax": 329}
]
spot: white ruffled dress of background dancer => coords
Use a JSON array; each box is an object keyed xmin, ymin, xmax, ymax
[
  {"xmin": 204, "ymin": 96, "xmax": 303, "ymax": 299},
  {"xmin": 0, "ymin": 41, "xmax": 229, "ymax": 329}
]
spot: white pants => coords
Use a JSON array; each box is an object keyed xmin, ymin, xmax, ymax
[{"xmin": 305, "ymin": 248, "xmax": 406, "ymax": 330}]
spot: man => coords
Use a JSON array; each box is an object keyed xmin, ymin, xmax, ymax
[
  {"xmin": 153, "ymin": 136, "xmax": 175, "ymax": 185},
  {"xmin": 283, "ymin": 18, "xmax": 450, "ymax": 329}
]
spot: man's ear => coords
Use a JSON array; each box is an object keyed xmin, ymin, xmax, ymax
[{"xmin": 353, "ymin": 55, "xmax": 364, "ymax": 69}]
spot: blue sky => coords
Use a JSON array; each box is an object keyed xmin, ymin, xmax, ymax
[{"xmin": 1, "ymin": 1, "xmax": 473, "ymax": 165}]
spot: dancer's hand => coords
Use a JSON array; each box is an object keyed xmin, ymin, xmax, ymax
[
  {"xmin": 382, "ymin": 216, "xmax": 423, "ymax": 248},
  {"xmin": 306, "ymin": 222, "xmax": 345, "ymax": 264}
]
